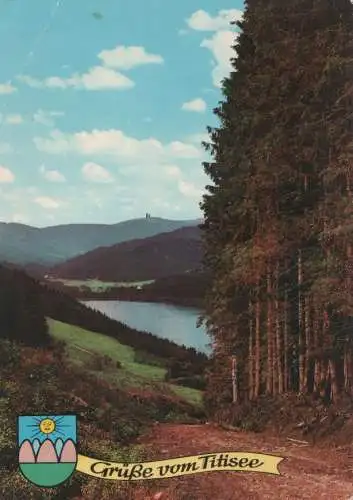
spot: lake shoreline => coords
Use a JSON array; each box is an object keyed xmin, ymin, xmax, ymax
[
  {"xmin": 80, "ymin": 295, "xmax": 204, "ymax": 310},
  {"xmin": 83, "ymin": 299, "xmax": 210, "ymax": 354},
  {"xmin": 43, "ymin": 273, "xmax": 208, "ymax": 311}
]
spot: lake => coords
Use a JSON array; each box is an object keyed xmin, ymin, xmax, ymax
[{"xmin": 84, "ymin": 300, "xmax": 210, "ymax": 354}]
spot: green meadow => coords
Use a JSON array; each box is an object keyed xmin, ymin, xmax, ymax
[{"xmin": 48, "ymin": 318, "xmax": 203, "ymax": 407}]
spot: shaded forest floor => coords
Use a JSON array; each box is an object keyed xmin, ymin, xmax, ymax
[{"xmin": 132, "ymin": 423, "xmax": 353, "ymax": 500}]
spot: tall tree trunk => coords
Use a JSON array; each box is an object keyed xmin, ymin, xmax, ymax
[
  {"xmin": 313, "ymin": 304, "xmax": 321, "ymax": 394},
  {"xmin": 345, "ymin": 167, "xmax": 352, "ymax": 393},
  {"xmin": 298, "ymin": 249, "xmax": 305, "ymax": 393},
  {"xmin": 266, "ymin": 266, "xmax": 274, "ymax": 394},
  {"xmin": 319, "ymin": 359, "xmax": 328, "ymax": 399},
  {"xmin": 322, "ymin": 242, "xmax": 332, "ymax": 399},
  {"xmin": 275, "ymin": 262, "xmax": 283, "ymax": 394},
  {"xmin": 232, "ymin": 356, "xmax": 238, "ymax": 403},
  {"xmin": 248, "ymin": 301, "xmax": 254, "ymax": 400},
  {"xmin": 283, "ymin": 290, "xmax": 289, "ymax": 392},
  {"xmin": 254, "ymin": 286, "xmax": 261, "ymax": 398},
  {"xmin": 320, "ymin": 307, "xmax": 332, "ymax": 399},
  {"xmin": 304, "ymin": 295, "xmax": 310, "ymax": 393},
  {"xmin": 328, "ymin": 359, "xmax": 338, "ymax": 402},
  {"xmin": 344, "ymin": 243, "xmax": 352, "ymax": 394},
  {"xmin": 344, "ymin": 342, "xmax": 353, "ymax": 395}
]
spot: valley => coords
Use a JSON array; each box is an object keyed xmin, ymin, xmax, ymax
[
  {"xmin": 44, "ymin": 271, "xmax": 208, "ymax": 309},
  {"xmin": 16, "ymin": 220, "xmax": 207, "ymax": 309},
  {"xmin": 48, "ymin": 225, "xmax": 202, "ymax": 282}
]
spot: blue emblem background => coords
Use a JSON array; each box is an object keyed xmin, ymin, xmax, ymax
[{"xmin": 18, "ymin": 415, "xmax": 77, "ymax": 445}]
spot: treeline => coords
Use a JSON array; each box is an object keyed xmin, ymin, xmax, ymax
[
  {"xmin": 0, "ymin": 265, "xmax": 207, "ymax": 367},
  {"xmin": 61, "ymin": 271, "xmax": 210, "ymax": 308},
  {"xmin": 0, "ymin": 266, "xmax": 51, "ymax": 347},
  {"xmin": 201, "ymin": 0, "xmax": 353, "ymax": 418}
]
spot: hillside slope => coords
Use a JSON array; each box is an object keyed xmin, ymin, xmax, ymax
[
  {"xmin": 50, "ymin": 226, "xmax": 202, "ymax": 281},
  {"xmin": 0, "ymin": 328, "xmax": 204, "ymax": 499},
  {"xmin": 0, "ymin": 217, "xmax": 200, "ymax": 266}
]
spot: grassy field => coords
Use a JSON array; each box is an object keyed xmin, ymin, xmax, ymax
[
  {"xmin": 48, "ymin": 318, "xmax": 203, "ymax": 406},
  {"xmin": 46, "ymin": 278, "xmax": 155, "ymax": 291}
]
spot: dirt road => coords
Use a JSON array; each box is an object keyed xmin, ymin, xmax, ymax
[{"xmin": 135, "ymin": 423, "xmax": 353, "ymax": 499}]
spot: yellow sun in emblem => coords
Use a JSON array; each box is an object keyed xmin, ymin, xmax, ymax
[{"xmin": 39, "ymin": 418, "xmax": 56, "ymax": 435}]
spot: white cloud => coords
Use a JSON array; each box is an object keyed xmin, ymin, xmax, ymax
[
  {"xmin": 18, "ymin": 44, "xmax": 163, "ymax": 92},
  {"xmin": 181, "ymin": 98, "xmax": 206, "ymax": 112},
  {"xmin": 34, "ymin": 129, "xmax": 202, "ymax": 163},
  {"xmin": 34, "ymin": 109, "xmax": 64, "ymax": 127},
  {"xmin": 82, "ymin": 162, "xmax": 114, "ymax": 183},
  {"xmin": 178, "ymin": 179, "xmax": 203, "ymax": 199},
  {"xmin": 201, "ymin": 30, "xmax": 236, "ymax": 87},
  {"xmin": 185, "ymin": 9, "xmax": 241, "ymax": 88},
  {"xmin": 5, "ymin": 114, "xmax": 23, "ymax": 125},
  {"xmin": 18, "ymin": 66, "xmax": 134, "ymax": 91},
  {"xmin": 39, "ymin": 165, "xmax": 66, "ymax": 182},
  {"xmin": 165, "ymin": 165, "xmax": 182, "ymax": 178},
  {"xmin": 0, "ymin": 82, "xmax": 16, "ymax": 94},
  {"xmin": 34, "ymin": 196, "xmax": 60, "ymax": 209},
  {"xmin": 16, "ymin": 75, "xmax": 42, "ymax": 88},
  {"xmin": 0, "ymin": 165, "xmax": 14, "ymax": 183},
  {"xmin": 167, "ymin": 140, "xmax": 201, "ymax": 159},
  {"xmin": 33, "ymin": 130, "xmax": 71, "ymax": 155},
  {"xmin": 98, "ymin": 45, "xmax": 163, "ymax": 70},
  {"xmin": 186, "ymin": 9, "xmax": 242, "ymax": 31},
  {"xmin": 70, "ymin": 67, "xmax": 133, "ymax": 90},
  {"xmin": 127, "ymin": 161, "xmax": 204, "ymax": 202}
]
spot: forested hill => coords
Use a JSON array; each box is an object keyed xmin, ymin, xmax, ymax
[
  {"xmin": 0, "ymin": 264, "xmax": 206, "ymax": 364},
  {"xmin": 0, "ymin": 217, "xmax": 201, "ymax": 266},
  {"xmin": 49, "ymin": 226, "xmax": 202, "ymax": 281}
]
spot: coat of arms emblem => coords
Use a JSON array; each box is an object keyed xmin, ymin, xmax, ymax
[{"xmin": 18, "ymin": 414, "xmax": 77, "ymax": 487}]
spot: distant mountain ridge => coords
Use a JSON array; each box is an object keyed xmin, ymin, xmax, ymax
[
  {"xmin": 0, "ymin": 217, "xmax": 201, "ymax": 266},
  {"xmin": 50, "ymin": 225, "xmax": 202, "ymax": 282}
]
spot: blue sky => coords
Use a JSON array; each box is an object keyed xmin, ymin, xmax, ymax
[
  {"xmin": 18, "ymin": 415, "xmax": 76, "ymax": 445},
  {"xmin": 0, "ymin": 0, "xmax": 243, "ymax": 227}
]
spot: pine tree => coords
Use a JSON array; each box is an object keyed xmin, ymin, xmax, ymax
[{"xmin": 201, "ymin": 0, "xmax": 353, "ymax": 421}]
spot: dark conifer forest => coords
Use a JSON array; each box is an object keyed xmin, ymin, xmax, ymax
[{"xmin": 201, "ymin": 0, "xmax": 353, "ymax": 419}]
